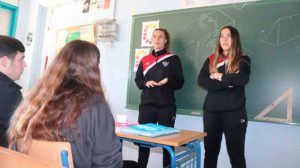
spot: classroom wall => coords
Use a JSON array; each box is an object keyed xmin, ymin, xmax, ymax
[
  {"xmin": 14, "ymin": 0, "xmax": 47, "ymax": 91},
  {"xmin": 16, "ymin": 0, "xmax": 300, "ymax": 168}
]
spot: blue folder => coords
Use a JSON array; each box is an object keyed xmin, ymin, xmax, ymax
[{"xmin": 120, "ymin": 123, "xmax": 180, "ymax": 137}]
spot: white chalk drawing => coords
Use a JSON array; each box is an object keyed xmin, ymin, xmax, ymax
[
  {"xmin": 260, "ymin": 13, "xmax": 300, "ymax": 46},
  {"xmin": 182, "ymin": 9, "xmax": 236, "ymax": 66},
  {"xmin": 232, "ymin": 1, "xmax": 255, "ymax": 11},
  {"xmin": 255, "ymin": 87, "xmax": 293, "ymax": 123}
]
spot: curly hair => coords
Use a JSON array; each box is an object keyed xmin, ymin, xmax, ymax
[{"xmin": 8, "ymin": 40, "xmax": 104, "ymax": 152}]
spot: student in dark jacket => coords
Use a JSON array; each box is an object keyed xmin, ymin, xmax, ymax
[
  {"xmin": 0, "ymin": 35, "xmax": 26, "ymax": 147},
  {"xmin": 135, "ymin": 28, "xmax": 184, "ymax": 168},
  {"xmin": 7, "ymin": 40, "xmax": 122, "ymax": 168},
  {"xmin": 198, "ymin": 25, "xmax": 251, "ymax": 168}
]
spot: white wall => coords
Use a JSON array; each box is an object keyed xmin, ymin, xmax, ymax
[
  {"xmin": 17, "ymin": 0, "xmax": 300, "ymax": 168},
  {"xmin": 15, "ymin": 0, "xmax": 44, "ymax": 91}
]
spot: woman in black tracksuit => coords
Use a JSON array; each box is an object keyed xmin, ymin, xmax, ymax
[
  {"xmin": 135, "ymin": 28, "xmax": 184, "ymax": 168},
  {"xmin": 198, "ymin": 25, "xmax": 251, "ymax": 168}
]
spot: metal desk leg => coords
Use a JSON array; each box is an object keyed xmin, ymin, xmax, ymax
[
  {"xmin": 160, "ymin": 145, "xmax": 176, "ymax": 168},
  {"xmin": 195, "ymin": 140, "xmax": 201, "ymax": 168}
]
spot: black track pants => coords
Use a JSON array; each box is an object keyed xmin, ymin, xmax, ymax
[
  {"xmin": 138, "ymin": 104, "xmax": 176, "ymax": 168},
  {"xmin": 203, "ymin": 108, "xmax": 247, "ymax": 168}
]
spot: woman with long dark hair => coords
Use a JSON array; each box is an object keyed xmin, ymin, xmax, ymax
[
  {"xmin": 8, "ymin": 40, "xmax": 122, "ymax": 168},
  {"xmin": 198, "ymin": 25, "xmax": 251, "ymax": 168}
]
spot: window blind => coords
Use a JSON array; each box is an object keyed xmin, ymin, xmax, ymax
[
  {"xmin": 0, "ymin": 7, "xmax": 12, "ymax": 35},
  {"xmin": 1, "ymin": 0, "xmax": 19, "ymax": 6}
]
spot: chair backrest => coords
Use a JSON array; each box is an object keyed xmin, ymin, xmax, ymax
[
  {"xmin": 17, "ymin": 140, "xmax": 74, "ymax": 168},
  {"xmin": 0, "ymin": 146, "xmax": 52, "ymax": 168}
]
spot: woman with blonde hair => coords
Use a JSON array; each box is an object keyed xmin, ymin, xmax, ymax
[{"xmin": 8, "ymin": 40, "xmax": 122, "ymax": 168}]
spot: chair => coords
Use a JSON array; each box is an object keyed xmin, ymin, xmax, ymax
[
  {"xmin": 17, "ymin": 139, "xmax": 74, "ymax": 168},
  {"xmin": 0, "ymin": 146, "xmax": 52, "ymax": 168}
]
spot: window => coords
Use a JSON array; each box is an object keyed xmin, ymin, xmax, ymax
[{"xmin": 0, "ymin": 1, "xmax": 17, "ymax": 36}]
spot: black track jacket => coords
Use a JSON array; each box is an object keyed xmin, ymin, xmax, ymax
[
  {"xmin": 198, "ymin": 55, "xmax": 251, "ymax": 112},
  {"xmin": 135, "ymin": 49, "xmax": 184, "ymax": 106}
]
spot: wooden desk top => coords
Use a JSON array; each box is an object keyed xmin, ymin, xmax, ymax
[{"xmin": 116, "ymin": 129, "xmax": 206, "ymax": 147}]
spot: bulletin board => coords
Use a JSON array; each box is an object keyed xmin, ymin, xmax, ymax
[{"xmin": 56, "ymin": 24, "xmax": 96, "ymax": 52}]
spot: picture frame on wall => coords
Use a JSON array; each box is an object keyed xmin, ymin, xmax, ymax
[
  {"xmin": 82, "ymin": 0, "xmax": 90, "ymax": 13},
  {"xmin": 56, "ymin": 24, "xmax": 96, "ymax": 53},
  {"xmin": 82, "ymin": 0, "xmax": 115, "ymax": 18}
]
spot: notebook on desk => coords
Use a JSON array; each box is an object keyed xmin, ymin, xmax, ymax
[{"xmin": 120, "ymin": 123, "xmax": 180, "ymax": 137}]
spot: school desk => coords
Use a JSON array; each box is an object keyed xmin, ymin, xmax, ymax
[{"xmin": 116, "ymin": 129, "xmax": 206, "ymax": 168}]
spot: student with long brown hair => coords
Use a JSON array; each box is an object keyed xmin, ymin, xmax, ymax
[
  {"xmin": 7, "ymin": 40, "xmax": 122, "ymax": 168},
  {"xmin": 198, "ymin": 25, "xmax": 251, "ymax": 168}
]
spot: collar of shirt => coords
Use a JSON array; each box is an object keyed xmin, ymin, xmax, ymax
[
  {"xmin": 0, "ymin": 71, "xmax": 22, "ymax": 89},
  {"xmin": 152, "ymin": 49, "xmax": 167, "ymax": 57}
]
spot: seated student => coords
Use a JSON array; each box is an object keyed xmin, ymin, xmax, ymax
[
  {"xmin": 0, "ymin": 35, "xmax": 26, "ymax": 147},
  {"xmin": 7, "ymin": 40, "xmax": 122, "ymax": 168}
]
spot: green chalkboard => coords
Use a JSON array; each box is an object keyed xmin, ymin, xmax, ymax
[{"xmin": 126, "ymin": 0, "xmax": 300, "ymax": 125}]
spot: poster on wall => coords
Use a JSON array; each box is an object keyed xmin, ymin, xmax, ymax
[
  {"xmin": 134, "ymin": 48, "xmax": 150, "ymax": 71},
  {"xmin": 82, "ymin": 0, "xmax": 115, "ymax": 18},
  {"xmin": 56, "ymin": 24, "xmax": 96, "ymax": 53},
  {"xmin": 90, "ymin": 0, "xmax": 111, "ymax": 10},
  {"xmin": 82, "ymin": 0, "xmax": 90, "ymax": 13},
  {"xmin": 141, "ymin": 21, "xmax": 159, "ymax": 47}
]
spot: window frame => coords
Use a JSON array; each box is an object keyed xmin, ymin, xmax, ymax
[{"xmin": 0, "ymin": 1, "xmax": 18, "ymax": 36}]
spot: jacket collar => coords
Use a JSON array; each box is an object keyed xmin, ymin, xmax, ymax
[
  {"xmin": 0, "ymin": 71, "xmax": 22, "ymax": 89},
  {"xmin": 152, "ymin": 49, "xmax": 167, "ymax": 57}
]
